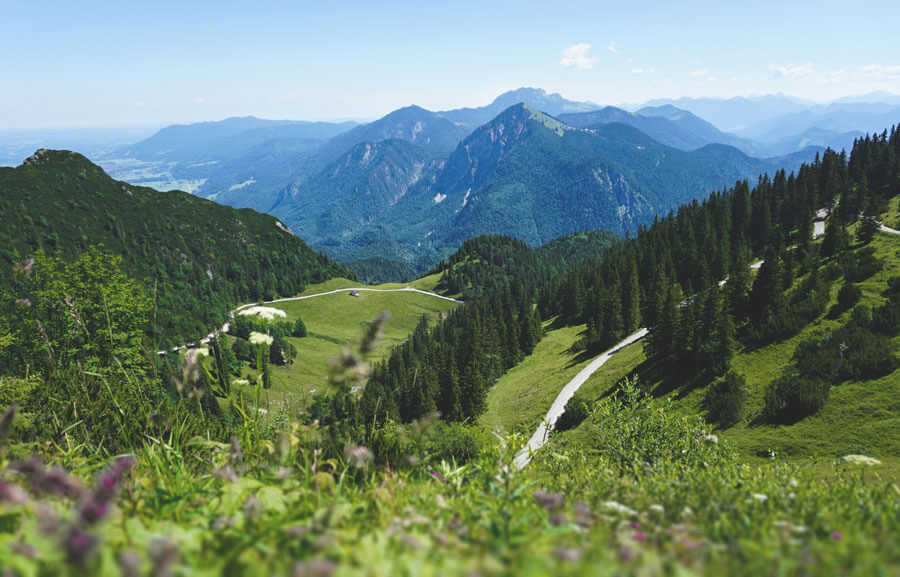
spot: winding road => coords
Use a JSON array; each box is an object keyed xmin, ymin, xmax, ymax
[
  {"xmin": 514, "ymin": 329, "xmax": 648, "ymax": 469},
  {"xmin": 157, "ymin": 286, "xmax": 462, "ymax": 355},
  {"xmin": 514, "ymin": 209, "xmax": 900, "ymax": 468}
]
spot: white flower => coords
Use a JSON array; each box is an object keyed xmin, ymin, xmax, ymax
[
  {"xmin": 603, "ymin": 501, "xmax": 637, "ymax": 517},
  {"xmin": 238, "ymin": 306, "xmax": 287, "ymax": 321},
  {"xmin": 344, "ymin": 444, "xmax": 374, "ymax": 469},
  {"xmin": 752, "ymin": 493, "xmax": 768, "ymax": 503},
  {"xmin": 249, "ymin": 332, "xmax": 274, "ymax": 346},
  {"xmin": 649, "ymin": 504, "xmax": 665, "ymax": 515},
  {"xmin": 842, "ymin": 454, "xmax": 882, "ymax": 466},
  {"xmin": 702, "ymin": 434, "xmax": 719, "ymax": 445}
]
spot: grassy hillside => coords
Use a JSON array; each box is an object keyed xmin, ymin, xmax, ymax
[
  {"xmin": 480, "ymin": 224, "xmax": 900, "ymax": 480},
  {"xmin": 480, "ymin": 323, "xmax": 588, "ymax": 435},
  {"xmin": 223, "ymin": 276, "xmax": 457, "ymax": 411},
  {"xmin": 551, "ymin": 227, "xmax": 900, "ymax": 478}
]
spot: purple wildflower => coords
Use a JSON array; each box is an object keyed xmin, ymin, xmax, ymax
[
  {"xmin": 243, "ymin": 495, "xmax": 263, "ymax": 519},
  {"xmin": 431, "ymin": 471, "xmax": 446, "ymax": 483},
  {"xmin": 618, "ymin": 545, "xmax": 635, "ymax": 563},
  {"xmin": 533, "ymin": 490, "xmax": 564, "ymax": 512},
  {"xmin": 10, "ymin": 542, "xmax": 38, "ymax": 558},
  {"xmin": 292, "ymin": 559, "xmax": 337, "ymax": 577},
  {"xmin": 149, "ymin": 538, "xmax": 178, "ymax": 577},
  {"xmin": 64, "ymin": 528, "xmax": 98, "ymax": 566},
  {"xmin": 831, "ymin": 531, "xmax": 842, "ymax": 540},
  {"xmin": 78, "ymin": 456, "xmax": 134, "ymax": 525},
  {"xmin": 11, "ymin": 459, "xmax": 84, "ymax": 499},
  {"xmin": 633, "ymin": 532, "xmax": 647, "ymax": 542},
  {"xmin": 574, "ymin": 502, "xmax": 596, "ymax": 527},
  {"xmin": 119, "ymin": 550, "xmax": 141, "ymax": 577},
  {"xmin": 0, "ymin": 482, "xmax": 28, "ymax": 505},
  {"xmin": 555, "ymin": 547, "xmax": 582, "ymax": 563},
  {"xmin": 212, "ymin": 465, "xmax": 239, "ymax": 483}
]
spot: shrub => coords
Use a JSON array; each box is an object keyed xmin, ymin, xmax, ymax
[
  {"xmin": 555, "ymin": 396, "xmax": 589, "ymax": 432},
  {"xmin": 764, "ymin": 374, "xmax": 830, "ymax": 422},
  {"xmin": 873, "ymin": 296, "xmax": 900, "ymax": 336},
  {"xmin": 292, "ymin": 317, "xmax": 308, "ymax": 338},
  {"xmin": 886, "ymin": 275, "xmax": 900, "ymax": 295},
  {"xmin": 587, "ymin": 378, "xmax": 712, "ymax": 471},
  {"xmin": 839, "ymin": 247, "xmax": 883, "ymax": 282},
  {"xmin": 835, "ymin": 283, "xmax": 862, "ymax": 313},
  {"xmin": 706, "ymin": 371, "xmax": 747, "ymax": 425},
  {"xmin": 231, "ymin": 338, "xmax": 253, "ymax": 363},
  {"xmin": 422, "ymin": 421, "xmax": 490, "ymax": 464}
]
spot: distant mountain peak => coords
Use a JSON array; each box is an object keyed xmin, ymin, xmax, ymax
[{"xmin": 439, "ymin": 87, "xmax": 600, "ymax": 129}]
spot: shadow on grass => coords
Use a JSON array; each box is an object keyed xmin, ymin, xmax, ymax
[
  {"xmin": 588, "ymin": 354, "xmax": 715, "ymax": 405},
  {"xmin": 563, "ymin": 333, "xmax": 631, "ymax": 369}
]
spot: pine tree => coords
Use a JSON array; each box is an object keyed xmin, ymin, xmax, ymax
[
  {"xmin": 857, "ymin": 197, "xmax": 881, "ymax": 244},
  {"xmin": 623, "ymin": 261, "xmax": 641, "ymax": 333},
  {"xmin": 748, "ymin": 249, "xmax": 783, "ymax": 324},
  {"xmin": 712, "ymin": 307, "xmax": 736, "ymax": 374},
  {"xmin": 820, "ymin": 218, "xmax": 849, "ymax": 258}
]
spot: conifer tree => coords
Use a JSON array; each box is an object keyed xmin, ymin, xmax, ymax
[{"xmin": 820, "ymin": 218, "xmax": 849, "ymax": 258}]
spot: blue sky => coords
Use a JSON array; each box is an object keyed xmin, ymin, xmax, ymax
[{"xmin": 2, "ymin": 0, "xmax": 899, "ymax": 128}]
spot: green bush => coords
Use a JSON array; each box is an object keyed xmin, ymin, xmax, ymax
[
  {"xmin": 836, "ymin": 283, "xmax": 862, "ymax": 312},
  {"xmin": 292, "ymin": 317, "xmax": 308, "ymax": 338},
  {"xmin": 764, "ymin": 373, "xmax": 830, "ymax": 422},
  {"xmin": 706, "ymin": 371, "xmax": 747, "ymax": 425},
  {"xmin": 422, "ymin": 421, "xmax": 490, "ymax": 464},
  {"xmin": 839, "ymin": 247, "xmax": 883, "ymax": 282},
  {"xmin": 554, "ymin": 396, "xmax": 589, "ymax": 432}
]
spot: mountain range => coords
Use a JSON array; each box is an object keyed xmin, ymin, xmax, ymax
[
  {"xmin": 28, "ymin": 87, "xmax": 898, "ymax": 277},
  {"xmin": 271, "ymin": 104, "xmax": 813, "ymax": 269}
]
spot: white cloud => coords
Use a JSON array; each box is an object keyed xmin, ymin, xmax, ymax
[
  {"xmin": 860, "ymin": 64, "xmax": 900, "ymax": 80},
  {"xmin": 819, "ymin": 69, "xmax": 847, "ymax": 85},
  {"xmin": 690, "ymin": 68, "xmax": 710, "ymax": 78},
  {"xmin": 769, "ymin": 63, "xmax": 847, "ymax": 86},
  {"xmin": 632, "ymin": 68, "xmax": 656, "ymax": 75},
  {"xmin": 770, "ymin": 62, "xmax": 814, "ymax": 79},
  {"xmin": 560, "ymin": 43, "xmax": 596, "ymax": 70},
  {"xmin": 606, "ymin": 41, "xmax": 619, "ymax": 55},
  {"xmin": 192, "ymin": 97, "xmax": 207, "ymax": 104}
]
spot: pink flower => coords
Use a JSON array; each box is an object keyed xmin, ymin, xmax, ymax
[
  {"xmin": 831, "ymin": 531, "xmax": 842, "ymax": 540},
  {"xmin": 633, "ymin": 532, "xmax": 647, "ymax": 542}
]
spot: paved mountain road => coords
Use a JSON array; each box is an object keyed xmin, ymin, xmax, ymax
[{"xmin": 157, "ymin": 287, "xmax": 462, "ymax": 355}]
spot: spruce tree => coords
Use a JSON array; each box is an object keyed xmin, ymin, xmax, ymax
[{"xmin": 820, "ymin": 218, "xmax": 849, "ymax": 258}]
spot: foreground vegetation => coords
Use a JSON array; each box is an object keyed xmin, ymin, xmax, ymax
[{"xmin": 0, "ymin": 377, "xmax": 897, "ymax": 576}]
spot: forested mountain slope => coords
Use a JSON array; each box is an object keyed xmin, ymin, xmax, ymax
[{"xmin": 0, "ymin": 149, "xmax": 351, "ymax": 345}]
